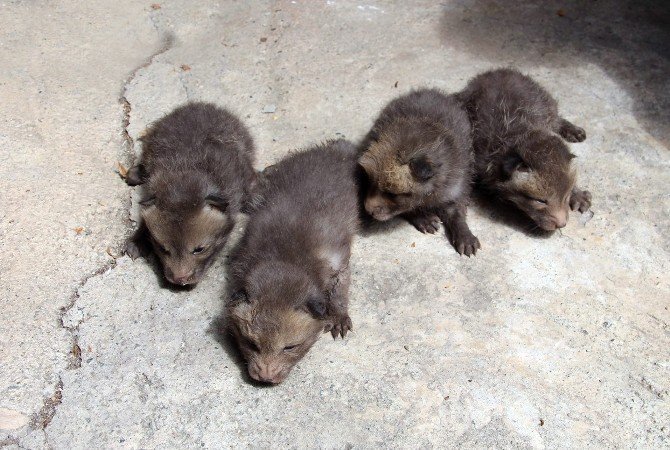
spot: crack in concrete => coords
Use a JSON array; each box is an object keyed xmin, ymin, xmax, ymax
[
  {"xmin": 17, "ymin": 261, "xmax": 121, "ymax": 439},
  {"xmin": 0, "ymin": 437, "xmax": 21, "ymax": 448},
  {"xmin": 59, "ymin": 263, "xmax": 116, "ymax": 369},
  {"xmin": 119, "ymin": 32, "xmax": 175, "ymax": 160},
  {"xmin": 29, "ymin": 378, "xmax": 63, "ymax": 431},
  {"xmin": 638, "ymin": 376, "xmax": 668, "ymax": 401},
  {"xmin": 23, "ymin": 33, "xmax": 178, "ymax": 438},
  {"xmin": 177, "ymin": 68, "xmax": 193, "ymax": 101}
]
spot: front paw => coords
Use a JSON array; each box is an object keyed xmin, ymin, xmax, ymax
[
  {"xmin": 325, "ymin": 314, "xmax": 352, "ymax": 339},
  {"xmin": 560, "ymin": 121, "xmax": 587, "ymax": 143},
  {"xmin": 570, "ymin": 189, "xmax": 592, "ymax": 213},
  {"xmin": 450, "ymin": 230, "xmax": 481, "ymax": 257},
  {"xmin": 563, "ymin": 126, "xmax": 586, "ymax": 143},
  {"xmin": 407, "ymin": 214, "xmax": 441, "ymax": 234}
]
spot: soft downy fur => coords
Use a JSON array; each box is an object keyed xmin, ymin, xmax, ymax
[
  {"xmin": 358, "ymin": 88, "xmax": 480, "ymax": 256},
  {"xmin": 125, "ymin": 102, "xmax": 256, "ymax": 285},
  {"xmin": 226, "ymin": 139, "xmax": 360, "ymax": 385},
  {"xmin": 457, "ymin": 68, "xmax": 592, "ymax": 231}
]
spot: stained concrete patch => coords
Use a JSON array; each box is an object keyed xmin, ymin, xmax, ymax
[
  {"xmin": 1, "ymin": 0, "xmax": 670, "ymax": 448},
  {"xmin": 0, "ymin": 409, "xmax": 29, "ymax": 431}
]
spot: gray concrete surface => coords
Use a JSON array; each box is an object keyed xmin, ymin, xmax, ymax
[{"xmin": 1, "ymin": 0, "xmax": 668, "ymax": 448}]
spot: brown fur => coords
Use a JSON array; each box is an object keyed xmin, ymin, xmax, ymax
[
  {"xmin": 226, "ymin": 140, "xmax": 360, "ymax": 384},
  {"xmin": 359, "ymin": 89, "xmax": 480, "ymax": 256},
  {"xmin": 142, "ymin": 202, "xmax": 230, "ymax": 284},
  {"xmin": 458, "ymin": 68, "xmax": 592, "ymax": 230},
  {"xmin": 125, "ymin": 102, "xmax": 256, "ymax": 285}
]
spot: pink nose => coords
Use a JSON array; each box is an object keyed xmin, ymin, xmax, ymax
[
  {"xmin": 251, "ymin": 363, "xmax": 283, "ymax": 384},
  {"xmin": 546, "ymin": 209, "xmax": 568, "ymax": 229},
  {"xmin": 173, "ymin": 276, "xmax": 191, "ymax": 285},
  {"xmin": 552, "ymin": 212, "xmax": 568, "ymax": 229},
  {"xmin": 169, "ymin": 270, "xmax": 194, "ymax": 285}
]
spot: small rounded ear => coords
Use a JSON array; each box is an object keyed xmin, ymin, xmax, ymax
[
  {"xmin": 125, "ymin": 164, "xmax": 147, "ymax": 186},
  {"xmin": 501, "ymin": 151, "xmax": 529, "ymax": 178},
  {"xmin": 304, "ymin": 295, "xmax": 328, "ymax": 319},
  {"xmin": 358, "ymin": 153, "xmax": 374, "ymax": 172},
  {"xmin": 205, "ymin": 194, "xmax": 229, "ymax": 213},
  {"xmin": 409, "ymin": 156, "xmax": 437, "ymax": 182},
  {"xmin": 230, "ymin": 289, "xmax": 249, "ymax": 305},
  {"xmin": 139, "ymin": 196, "xmax": 156, "ymax": 207}
]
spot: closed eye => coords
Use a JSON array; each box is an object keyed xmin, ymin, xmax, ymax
[
  {"xmin": 283, "ymin": 343, "xmax": 300, "ymax": 351},
  {"xmin": 384, "ymin": 192, "xmax": 411, "ymax": 201},
  {"xmin": 523, "ymin": 194, "xmax": 547, "ymax": 205},
  {"xmin": 245, "ymin": 338, "xmax": 260, "ymax": 353},
  {"xmin": 156, "ymin": 242, "xmax": 170, "ymax": 255}
]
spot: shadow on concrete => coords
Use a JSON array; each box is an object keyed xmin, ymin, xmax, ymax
[
  {"xmin": 125, "ymin": 225, "xmax": 196, "ymax": 292},
  {"xmin": 206, "ymin": 247, "xmax": 277, "ymax": 388},
  {"xmin": 358, "ymin": 216, "xmax": 406, "ymax": 237},
  {"xmin": 207, "ymin": 314, "xmax": 278, "ymax": 388},
  {"xmin": 207, "ymin": 315, "xmax": 252, "ymax": 383},
  {"xmin": 358, "ymin": 193, "xmax": 554, "ymax": 239},
  {"xmin": 470, "ymin": 190, "xmax": 555, "ymax": 238},
  {"xmin": 440, "ymin": 0, "xmax": 670, "ymax": 146}
]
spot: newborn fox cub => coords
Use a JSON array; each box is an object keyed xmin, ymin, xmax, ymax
[
  {"xmin": 359, "ymin": 89, "xmax": 480, "ymax": 256},
  {"xmin": 125, "ymin": 102, "xmax": 256, "ymax": 286},
  {"xmin": 458, "ymin": 68, "xmax": 592, "ymax": 231},
  {"xmin": 226, "ymin": 140, "xmax": 360, "ymax": 385}
]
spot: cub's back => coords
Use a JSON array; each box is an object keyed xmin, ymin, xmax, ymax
[
  {"xmin": 459, "ymin": 68, "xmax": 559, "ymax": 143},
  {"xmin": 142, "ymin": 102, "xmax": 254, "ymax": 172},
  {"xmin": 246, "ymin": 140, "xmax": 360, "ymax": 251}
]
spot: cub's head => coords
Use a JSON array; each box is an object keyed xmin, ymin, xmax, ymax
[
  {"xmin": 226, "ymin": 261, "xmax": 331, "ymax": 385},
  {"xmin": 359, "ymin": 118, "xmax": 447, "ymax": 221},
  {"xmin": 141, "ymin": 172, "xmax": 233, "ymax": 285},
  {"xmin": 496, "ymin": 132, "xmax": 576, "ymax": 231}
]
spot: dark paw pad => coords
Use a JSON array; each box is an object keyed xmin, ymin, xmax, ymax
[
  {"xmin": 570, "ymin": 190, "xmax": 592, "ymax": 213},
  {"xmin": 562, "ymin": 125, "xmax": 586, "ymax": 143},
  {"xmin": 451, "ymin": 232, "xmax": 481, "ymax": 257},
  {"xmin": 329, "ymin": 315, "xmax": 353, "ymax": 339},
  {"xmin": 409, "ymin": 214, "xmax": 441, "ymax": 234}
]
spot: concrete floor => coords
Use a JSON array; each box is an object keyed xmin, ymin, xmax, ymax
[{"xmin": 1, "ymin": 0, "xmax": 668, "ymax": 448}]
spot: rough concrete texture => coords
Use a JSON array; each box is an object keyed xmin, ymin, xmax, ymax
[{"xmin": 1, "ymin": 0, "xmax": 668, "ymax": 448}]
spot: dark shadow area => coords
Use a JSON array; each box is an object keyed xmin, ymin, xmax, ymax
[
  {"xmin": 206, "ymin": 235, "xmax": 250, "ymax": 384},
  {"xmin": 355, "ymin": 164, "xmax": 414, "ymax": 238},
  {"xmin": 208, "ymin": 314, "xmax": 277, "ymax": 389},
  {"xmin": 206, "ymin": 314, "xmax": 271, "ymax": 387},
  {"xmin": 125, "ymin": 225, "xmax": 196, "ymax": 292},
  {"xmin": 440, "ymin": 0, "xmax": 670, "ymax": 146},
  {"xmin": 206, "ymin": 239, "xmax": 276, "ymax": 388},
  {"xmin": 358, "ymin": 215, "xmax": 407, "ymax": 237},
  {"xmin": 357, "ymin": 192, "xmax": 554, "ymax": 240},
  {"xmin": 470, "ymin": 190, "xmax": 555, "ymax": 239}
]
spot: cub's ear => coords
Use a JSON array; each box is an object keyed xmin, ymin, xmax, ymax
[
  {"xmin": 230, "ymin": 289, "xmax": 250, "ymax": 305},
  {"xmin": 409, "ymin": 155, "xmax": 437, "ymax": 182},
  {"xmin": 205, "ymin": 194, "xmax": 229, "ymax": 213},
  {"xmin": 125, "ymin": 164, "xmax": 147, "ymax": 186},
  {"xmin": 304, "ymin": 295, "xmax": 328, "ymax": 319},
  {"xmin": 139, "ymin": 196, "xmax": 156, "ymax": 208},
  {"xmin": 358, "ymin": 152, "xmax": 375, "ymax": 172},
  {"xmin": 501, "ymin": 151, "xmax": 529, "ymax": 178}
]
